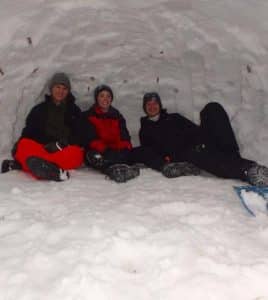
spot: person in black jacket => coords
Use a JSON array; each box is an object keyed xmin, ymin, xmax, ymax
[
  {"xmin": 139, "ymin": 92, "xmax": 268, "ymax": 186},
  {"xmin": 78, "ymin": 85, "xmax": 197, "ymax": 181},
  {"xmin": 1, "ymin": 72, "xmax": 84, "ymax": 181}
]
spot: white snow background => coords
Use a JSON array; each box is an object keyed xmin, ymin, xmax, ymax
[{"xmin": 0, "ymin": 0, "xmax": 268, "ymax": 299}]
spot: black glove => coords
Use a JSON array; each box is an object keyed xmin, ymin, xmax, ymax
[
  {"xmin": 44, "ymin": 141, "xmax": 68, "ymax": 153},
  {"xmin": 85, "ymin": 150, "xmax": 104, "ymax": 169}
]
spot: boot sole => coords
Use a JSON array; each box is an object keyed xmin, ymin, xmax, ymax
[{"xmin": 26, "ymin": 157, "xmax": 69, "ymax": 181}]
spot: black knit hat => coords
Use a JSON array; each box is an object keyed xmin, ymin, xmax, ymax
[
  {"xmin": 49, "ymin": 72, "xmax": 71, "ymax": 91},
  {"xmin": 94, "ymin": 84, "xmax": 114, "ymax": 102},
  {"xmin": 143, "ymin": 92, "xmax": 162, "ymax": 113}
]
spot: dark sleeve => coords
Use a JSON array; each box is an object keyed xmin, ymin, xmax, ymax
[
  {"xmin": 139, "ymin": 118, "xmax": 151, "ymax": 147},
  {"xmin": 20, "ymin": 104, "xmax": 48, "ymax": 144},
  {"xmin": 74, "ymin": 112, "xmax": 98, "ymax": 148},
  {"xmin": 118, "ymin": 113, "xmax": 131, "ymax": 142},
  {"xmin": 68, "ymin": 104, "xmax": 82, "ymax": 145}
]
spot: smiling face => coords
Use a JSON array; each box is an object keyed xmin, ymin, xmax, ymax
[
  {"xmin": 145, "ymin": 99, "xmax": 161, "ymax": 118},
  {"xmin": 51, "ymin": 84, "xmax": 69, "ymax": 104},
  {"xmin": 96, "ymin": 90, "xmax": 112, "ymax": 112}
]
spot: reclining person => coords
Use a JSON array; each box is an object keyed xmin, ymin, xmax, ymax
[
  {"xmin": 139, "ymin": 92, "xmax": 268, "ymax": 186},
  {"xmin": 1, "ymin": 72, "xmax": 84, "ymax": 181}
]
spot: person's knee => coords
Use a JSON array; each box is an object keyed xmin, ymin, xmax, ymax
[{"xmin": 200, "ymin": 102, "xmax": 227, "ymax": 120}]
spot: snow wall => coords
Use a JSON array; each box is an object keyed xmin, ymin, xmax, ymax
[{"xmin": 0, "ymin": 0, "xmax": 268, "ymax": 164}]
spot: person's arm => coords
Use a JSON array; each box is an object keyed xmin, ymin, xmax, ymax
[
  {"xmin": 20, "ymin": 105, "xmax": 48, "ymax": 144},
  {"xmin": 115, "ymin": 113, "xmax": 132, "ymax": 150},
  {"xmin": 75, "ymin": 112, "xmax": 98, "ymax": 149}
]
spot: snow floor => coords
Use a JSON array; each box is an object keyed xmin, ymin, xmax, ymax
[{"xmin": 1, "ymin": 166, "xmax": 268, "ymax": 300}]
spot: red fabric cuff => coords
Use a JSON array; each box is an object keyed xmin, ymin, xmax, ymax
[
  {"xmin": 116, "ymin": 140, "xmax": 132, "ymax": 150},
  {"xmin": 89, "ymin": 140, "xmax": 107, "ymax": 153}
]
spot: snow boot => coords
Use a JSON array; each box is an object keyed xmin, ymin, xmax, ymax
[
  {"xmin": 246, "ymin": 163, "xmax": 268, "ymax": 187},
  {"xmin": 26, "ymin": 156, "xmax": 69, "ymax": 181},
  {"xmin": 85, "ymin": 150, "xmax": 105, "ymax": 170},
  {"xmin": 1, "ymin": 159, "xmax": 22, "ymax": 173},
  {"xmin": 162, "ymin": 162, "xmax": 201, "ymax": 178},
  {"xmin": 104, "ymin": 163, "xmax": 140, "ymax": 183}
]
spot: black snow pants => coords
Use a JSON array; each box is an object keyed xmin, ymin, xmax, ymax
[
  {"xmin": 101, "ymin": 146, "xmax": 165, "ymax": 171},
  {"xmin": 184, "ymin": 102, "xmax": 254, "ymax": 181}
]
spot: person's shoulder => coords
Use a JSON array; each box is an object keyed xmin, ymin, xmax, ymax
[
  {"xmin": 167, "ymin": 111, "xmax": 184, "ymax": 120},
  {"xmin": 82, "ymin": 104, "xmax": 95, "ymax": 115},
  {"xmin": 109, "ymin": 106, "xmax": 124, "ymax": 118},
  {"xmin": 110, "ymin": 105, "xmax": 120, "ymax": 114},
  {"xmin": 29, "ymin": 98, "xmax": 47, "ymax": 113},
  {"xmin": 140, "ymin": 115, "xmax": 149, "ymax": 125}
]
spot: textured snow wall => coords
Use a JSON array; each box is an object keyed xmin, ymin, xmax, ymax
[{"xmin": 0, "ymin": 0, "xmax": 267, "ymax": 164}]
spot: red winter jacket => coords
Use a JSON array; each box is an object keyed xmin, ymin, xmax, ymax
[{"xmin": 87, "ymin": 105, "xmax": 132, "ymax": 153}]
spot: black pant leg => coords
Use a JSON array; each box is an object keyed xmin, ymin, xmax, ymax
[
  {"xmin": 102, "ymin": 149, "xmax": 130, "ymax": 168},
  {"xmin": 128, "ymin": 146, "xmax": 165, "ymax": 171},
  {"xmin": 200, "ymin": 102, "xmax": 240, "ymax": 157},
  {"xmin": 187, "ymin": 147, "xmax": 254, "ymax": 181}
]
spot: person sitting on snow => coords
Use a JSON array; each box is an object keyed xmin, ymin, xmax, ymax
[
  {"xmin": 1, "ymin": 72, "xmax": 84, "ymax": 181},
  {"xmin": 139, "ymin": 92, "xmax": 268, "ymax": 186},
  {"xmin": 77, "ymin": 84, "xmax": 140, "ymax": 183}
]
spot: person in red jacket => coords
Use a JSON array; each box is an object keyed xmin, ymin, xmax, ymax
[
  {"xmin": 1, "ymin": 72, "xmax": 84, "ymax": 181},
  {"xmin": 78, "ymin": 85, "xmax": 139, "ymax": 183}
]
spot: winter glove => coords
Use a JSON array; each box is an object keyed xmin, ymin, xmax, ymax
[
  {"xmin": 85, "ymin": 150, "xmax": 104, "ymax": 169},
  {"xmin": 44, "ymin": 141, "xmax": 68, "ymax": 153}
]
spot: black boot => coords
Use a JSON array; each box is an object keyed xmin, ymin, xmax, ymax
[
  {"xmin": 1, "ymin": 159, "xmax": 22, "ymax": 173},
  {"xmin": 26, "ymin": 157, "xmax": 69, "ymax": 181},
  {"xmin": 245, "ymin": 163, "xmax": 268, "ymax": 187},
  {"xmin": 104, "ymin": 164, "xmax": 140, "ymax": 183},
  {"xmin": 162, "ymin": 162, "xmax": 200, "ymax": 178}
]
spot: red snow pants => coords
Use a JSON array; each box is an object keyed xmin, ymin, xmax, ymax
[{"xmin": 14, "ymin": 138, "xmax": 84, "ymax": 173}]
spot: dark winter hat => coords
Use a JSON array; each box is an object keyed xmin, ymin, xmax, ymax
[
  {"xmin": 94, "ymin": 84, "xmax": 114, "ymax": 102},
  {"xmin": 49, "ymin": 72, "xmax": 71, "ymax": 91},
  {"xmin": 143, "ymin": 92, "xmax": 162, "ymax": 114}
]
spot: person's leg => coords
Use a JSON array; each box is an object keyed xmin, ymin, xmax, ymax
[
  {"xmin": 200, "ymin": 102, "xmax": 240, "ymax": 157},
  {"xmin": 50, "ymin": 145, "xmax": 84, "ymax": 170},
  {"xmin": 14, "ymin": 138, "xmax": 84, "ymax": 172},
  {"xmin": 86, "ymin": 148, "xmax": 139, "ymax": 183},
  {"xmin": 102, "ymin": 149, "xmax": 130, "ymax": 167},
  {"xmin": 128, "ymin": 146, "xmax": 165, "ymax": 171},
  {"xmin": 85, "ymin": 148, "xmax": 130, "ymax": 170},
  {"xmin": 14, "ymin": 138, "xmax": 49, "ymax": 172},
  {"xmin": 186, "ymin": 146, "xmax": 253, "ymax": 181},
  {"xmin": 129, "ymin": 146, "xmax": 200, "ymax": 178}
]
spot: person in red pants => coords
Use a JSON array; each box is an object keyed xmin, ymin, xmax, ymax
[{"xmin": 1, "ymin": 72, "xmax": 84, "ymax": 181}]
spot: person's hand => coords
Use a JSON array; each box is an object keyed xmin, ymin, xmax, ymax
[
  {"xmin": 85, "ymin": 150, "xmax": 104, "ymax": 169},
  {"xmin": 44, "ymin": 141, "xmax": 68, "ymax": 153}
]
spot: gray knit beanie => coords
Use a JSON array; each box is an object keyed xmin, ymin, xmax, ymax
[{"xmin": 49, "ymin": 72, "xmax": 71, "ymax": 91}]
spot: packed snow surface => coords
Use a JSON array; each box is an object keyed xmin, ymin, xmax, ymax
[
  {"xmin": 0, "ymin": 0, "xmax": 268, "ymax": 299},
  {"xmin": 1, "ymin": 170, "xmax": 268, "ymax": 300}
]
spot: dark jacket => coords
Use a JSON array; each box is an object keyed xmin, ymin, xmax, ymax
[
  {"xmin": 20, "ymin": 93, "xmax": 81, "ymax": 145},
  {"xmin": 78, "ymin": 104, "xmax": 132, "ymax": 153},
  {"xmin": 139, "ymin": 110, "xmax": 202, "ymax": 161}
]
